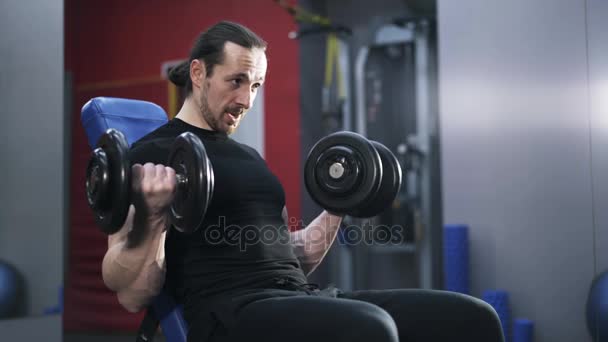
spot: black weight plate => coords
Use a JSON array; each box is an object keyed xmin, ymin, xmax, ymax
[
  {"xmin": 167, "ymin": 132, "xmax": 212, "ymax": 233},
  {"xmin": 86, "ymin": 148, "xmax": 110, "ymax": 211},
  {"xmin": 348, "ymin": 141, "xmax": 402, "ymax": 218},
  {"xmin": 205, "ymin": 157, "xmax": 215, "ymax": 215},
  {"xmin": 88, "ymin": 129, "xmax": 131, "ymax": 234},
  {"xmin": 304, "ymin": 131, "xmax": 382, "ymax": 215}
]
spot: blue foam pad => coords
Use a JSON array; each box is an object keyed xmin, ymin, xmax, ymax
[
  {"xmin": 482, "ymin": 289, "xmax": 511, "ymax": 342},
  {"xmin": 81, "ymin": 97, "xmax": 168, "ymax": 149},
  {"xmin": 513, "ymin": 318, "xmax": 533, "ymax": 342},
  {"xmin": 0, "ymin": 261, "xmax": 20, "ymax": 318},
  {"xmin": 153, "ymin": 291, "xmax": 188, "ymax": 342},
  {"xmin": 587, "ymin": 270, "xmax": 608, "ymax": 341},
  {"xmin": 443, "ymin": 224, "xmax": 469, "ymax": 294}
]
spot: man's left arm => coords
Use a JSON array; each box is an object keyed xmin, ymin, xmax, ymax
[{"xmin": 285, "ymin": 206, "xmax": 344, "ymax": 276}]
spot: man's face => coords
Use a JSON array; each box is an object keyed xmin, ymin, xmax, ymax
[{"xmin": 198, "ymin": 42, "xmax": 267, "ymax": 134}]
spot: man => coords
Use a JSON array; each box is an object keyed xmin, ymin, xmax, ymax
[{"xmin": 102, "ymin": 21, "xmax": 503, "ymax": 342}]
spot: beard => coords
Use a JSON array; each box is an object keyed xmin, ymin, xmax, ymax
[{"xmin": 198, "ymin": 82, "xmax": 245, "ymax": 135}]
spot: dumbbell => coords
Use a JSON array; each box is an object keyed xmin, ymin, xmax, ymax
[
  {"xmin": 304, "ymin": 131, "xmax": 402, "ymax": 218},
  {"xmin": 85, "ymin": 129, "xmax": 214, "ymax": 235}
]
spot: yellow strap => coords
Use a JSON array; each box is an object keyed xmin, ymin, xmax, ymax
[
  {"xmin": 324, "ymin": 34, "xmax": 346, "ymax": 100},
  {"xmin": 334, "ymin": 37, "xmax": 346, "ymax": 100},
  {"xmin": 276, "ymin": 0, "xmax": 331, "ymax": 26},
  {"xmin": 324, "ymin": 33, "xmax": 337, "ymax": 87},
  {"xmin": 295, "ymin": 12, "xmax": 331, "ymax": 26}
]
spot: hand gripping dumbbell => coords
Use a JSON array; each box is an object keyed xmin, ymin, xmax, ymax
[
  {"xmin": 304, "ymin": 131, "xmax": 402, "ymax": 218},
  {"xmin": 85, "ymin": 129, "xmax": 214, "ymax": 234}
]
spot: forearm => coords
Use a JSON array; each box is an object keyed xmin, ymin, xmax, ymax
[
  {"xmin": 290, "ymin": 211, "xmax": 343, "ymax": 275},
  {"xmin": 116, "ymin": 257, "xmax": 166, "ymax": 313},
  {"xmin": 102, "ymin": 207, "xmax": 168, "ymax": 293}
]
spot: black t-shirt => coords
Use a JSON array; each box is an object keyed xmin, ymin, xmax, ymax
[{"xmin": 128, "ymin": 118, "xmax": 308, "ymax": 319}]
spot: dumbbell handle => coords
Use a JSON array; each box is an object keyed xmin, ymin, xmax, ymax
[
  {"xmin": 329, "ymin": 162, "xmax": 346, "ymax": 179},
  {"xmin": 175, "ymin": 173, "xmax": 188, "ymax": 188}
]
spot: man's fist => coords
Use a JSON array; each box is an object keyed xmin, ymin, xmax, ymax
[{"xmin": 131, "ymin": 163, "xmax": 177, "ymax": 220}]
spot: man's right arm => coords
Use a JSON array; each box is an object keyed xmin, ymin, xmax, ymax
[
  {"xmin": 101, "ymin": 163, "xmax": 176, "ymax": 313},
  {"xmin": 101, "ymin": 205, "xmax": 167, "ymax": 312}
]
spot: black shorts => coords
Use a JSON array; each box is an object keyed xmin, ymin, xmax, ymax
[{"xmin": 186, "ymin": 278, "xmax": 503, "ymax": 342}]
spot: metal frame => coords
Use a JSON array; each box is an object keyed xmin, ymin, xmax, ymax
[{"xmin": 353, "ymin": 20, "xmax": 439, "ymax": 289}]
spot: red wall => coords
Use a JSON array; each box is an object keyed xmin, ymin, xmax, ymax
[{"xmin": 65, "ymin": 0, "xmax": 301, "ymax": 331}]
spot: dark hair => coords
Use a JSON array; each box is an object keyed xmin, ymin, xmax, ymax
[{"xmin": 168, "ymin": 21, "xmax": 267, "ymax": 93}]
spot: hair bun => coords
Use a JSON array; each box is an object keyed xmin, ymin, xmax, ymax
[{"xmin": 168, "ymin": 61, "xmax": 190, "ymax": 87}]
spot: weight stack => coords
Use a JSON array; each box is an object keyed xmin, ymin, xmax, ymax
[
  {"xmin": 513, "ymin": 318, "xmax": 533, "ymax": 342},
  {"xmin": 443, "ymin": 224, "xmax": 469, "ymax": 294},
  {"xmin": 482, "ymin": 289, "xmax": 512, "ymax": 342}
]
